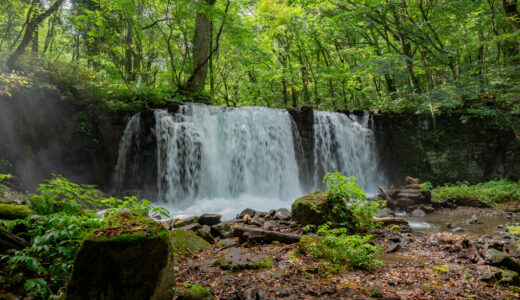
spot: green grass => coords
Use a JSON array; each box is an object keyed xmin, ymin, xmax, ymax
[{"xmin": 430, "ymin": 179, "xmax": 520, "ymax": 207}]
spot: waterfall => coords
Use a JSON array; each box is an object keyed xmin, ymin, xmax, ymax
[
  {"xmin": 154, "ymin": 104, "xmax": 302, "ymax": 213},
  {"xmin": 112, "ymin": 113, "xmax": 141, "ymax": 194},
  {"xmin": 313, "ymin": 111, "xmax": 386, "ymax": 194},
  {"xmin": 113, "ymin": 104, "xmax": 387, "ymax": 218}
]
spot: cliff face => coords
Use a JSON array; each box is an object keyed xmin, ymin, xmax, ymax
[
  {"xmin": 371, "ymin": 113, "xmax": 520, "ymax": 185},
  {"xmin": 1, "ymin": 91, "xmax": 518, "ymax": 193}
]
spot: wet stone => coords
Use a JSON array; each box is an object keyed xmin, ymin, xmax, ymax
[
  {"xmin": 214, "ymin": 247, "xmax": 273, "ymax": 271},
  {"xmin": 239, "ymin": 208, "xmax": 256, "ymax": 219},
  {"xmin": 274, "ymin": 208, "xmax": 291, "ymax": 221},
  {"xmin": 176, "ymin": 216, "xmax": 199, "ymax": 228},
  {"xmin": 182, "ymin": 223, "xmax": 202, "ymax": 232},
  {"xmin": 199, "ymin": 213, "xmax": 222, "ymax": 226}
]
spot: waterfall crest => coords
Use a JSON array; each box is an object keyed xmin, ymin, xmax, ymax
[{"xmin": 112, "ymin": 113, "xmax": 141, "ymax": 194}]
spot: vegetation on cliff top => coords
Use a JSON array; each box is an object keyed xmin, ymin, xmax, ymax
[{"xmin": 0, "ymin": 0, "xmax": 519, "ymax": 132}]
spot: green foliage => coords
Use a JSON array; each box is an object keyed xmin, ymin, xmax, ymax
[
  {"xmin": 0, "ymin": 214, "xmax": 100, "ymax": 298},
  {"xmin": 507, "ymin": 225, "xmax": 520, "ymax": 236},
  {"xmin": 27, "ymin": 175, "xmax": 169, "ymax": 218},
  {"xmin": 300, "ymin": 233, "xmax": 382, "ymax": 270},
  {"xmin": 298, "ymin": 173, "xmax": 383, "ymax": 270},
  {"xmin": 0, "ymin": 173, "xmax": 12, "ymax": 191},
  {"xmin": 0, "ymin": 175, "xmax": 170, "ymax": 298},
  {"xmin": 431, "ymin": 179, "xmax": 520, "ymax": 207},
  {"xmin": 323, "ymin": 172, "xmax": 384, "ymax": 233}
]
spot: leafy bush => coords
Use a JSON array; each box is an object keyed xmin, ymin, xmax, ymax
[
  {"xmin": 27, "ymin": 175, "xmax": 169, "ymax": 218},
  {"xmin": 0, "ymin": 173, "xmax": 12, "ymax": 191},
  {"xmin": 300, "ymin": 230, "xmax": 382, "ymax": 270},
  {"xmin": 0, "ymin": 214, "xmax": 100, "ymax": 298},
  {"xmin": 323, "ymin": 172, "xmax": 383, "ymax": 233},
  {"xmin": 431, "ymin": 179, "xmax": 520, "ymax": 207},
  {"xmin": 299, "ymin": 173, "xmax": 383, "ymax": 270},
  {"xmin": 1, "ymin": 175, "xmax": 170, "ymax": 298}
]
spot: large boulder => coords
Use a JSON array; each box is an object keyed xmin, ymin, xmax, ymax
[
  {"xmin": 291, "ymin": 191, "xmax": 330, "ymax": 226},
  {"xmin": 66, "ymin": 212, "xmax": 175, "ymax": 300},
  {"xmin": 0, "ymin": 204, "xmax": 35, "ymax": 220}
]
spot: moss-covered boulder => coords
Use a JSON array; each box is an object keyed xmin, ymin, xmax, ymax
[
  {"xmin": 170, "ymin": 228, "xmax": 210, "ymax": 259},
  {"xmin": 177, "ymin": 283, "xmax": 214, "ymax": 300},
  {"xmin": 292, "ymin": 190, "xmax": 341, "ymax": 226},
  {"xmin": 66, "ymin": 212, "xmax": 175, "ymax": 300},
  {"xmin": 0, "ymin": 204, "xmax": 35, "ymax": 220}
]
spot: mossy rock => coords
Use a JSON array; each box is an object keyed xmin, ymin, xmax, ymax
[
  {"xmin": 213, "ymin": 247, "xmax": 273, "ymax": 271},
  {"xmin": 0, "ymin": 204, "xmax": 35, "ymax": 220},
  {"xmin": 66, "ymin": 212, "xmax": 175, "ymax": 300},
  {"xmin": 177, "ymin": 283, "xmax": 214, "ymax": 300},
  {"xmin": 169, "ymin": 228, "xmax": 210, "ymax": 259},
  {"xmin": 291, "ymin": 191, "xmax": 328, "ymax": 226}
]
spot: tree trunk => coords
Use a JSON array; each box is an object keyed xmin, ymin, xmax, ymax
[
  {"xmin": 501, "ymin": 0, "xmax": 520, "ymax": 65},
  {"xmin": 7, "ymin": 0, "xmax": 64, "ymax": 69},
  {"xmin": 186, "ymin": 0, "xmax": 217, "ymax": 92}
]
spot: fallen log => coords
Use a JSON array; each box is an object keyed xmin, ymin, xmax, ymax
[
  {"xmin": 234, "ymin": 226, "xmax": 302, "ymax": 244},
  {"xmin": 1, "ymin": 228, "xmax": 28, "ymax": 253}
]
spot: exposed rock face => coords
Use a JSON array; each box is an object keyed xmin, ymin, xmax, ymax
[
  {"xmin": 287, "ymin": 106, "xmax": 314, "ymax": 189},
  {"xmin": 66, "ymin": 213, "xmax": 175, "ymax": 300}
]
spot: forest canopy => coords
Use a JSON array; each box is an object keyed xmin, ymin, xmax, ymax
[{"xmin": 0, "ymin": 0, "xmax": 519, "ymax": 118}]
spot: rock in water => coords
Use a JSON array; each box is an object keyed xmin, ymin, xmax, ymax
[
  {"xmin": 66, "ymin": 212, "xmax": 174, "ymax": 300},
  {"xmin": 411, "ymin": 208, "xmax": 426, "ymax": 217},
  {"xmin": 198, "ymin": 213, "xmax": 222, "ymax": 226}
]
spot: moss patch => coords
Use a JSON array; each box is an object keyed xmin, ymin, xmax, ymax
[
  {"xmin": 213, "ymin": 247, "xmax": 273, "ymax": 271},
  {"xmin": 0, "ymin": 204, "xmax": 35, "ymax": 220},
  {"xmin": 177, "ymin": 283, "xmax": 214, "ymax": 300},
  {"xmin": 169, "ymin": 228, "xmax": 210, "ymax": 259},
  {"xmin": 291, "ymin": 191, "xmax": 329, "ymax": 226}
]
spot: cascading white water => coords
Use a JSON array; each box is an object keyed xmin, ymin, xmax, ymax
[
  {"xmin": 113, "ymin": 104, "xmax": 387, "ymax": 219},
  {"xmin": 313, "ymin": 111, "xmax": 386, "ymax": 194},
  {"xmin": 112, "ymin": 113, "xmax": 141, "ymax": 194},
  {"xmin": 154, "ymin": 104, "xmax": 302, "ymax": 218}
]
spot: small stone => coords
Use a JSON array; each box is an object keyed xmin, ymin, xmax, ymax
[
  {"xmin": 175, "ymin": 216, "xmax": 199, "ymax": 228},
  {"xmin": 198, "ymin": 225, "xmax": 215, "ymax": 244},
  {"xmin": 256, "ymin": 290, "xmax": 269, "ymax": 300},
  {"xmin": 268, "ymin": 209, "xmax": 276, "ymax": 218},
  {"xmin": 385, "ymin": 243, "xmax": 401, "ymax": 254},
  {"xmin": 199, "ymin": 213, "xmax": 222, "ymax": 226},
  {"xmin": 467, "ymin": 217, "xmax": 484, "ymax": 225},
  {"xmin": 211, "ymin": 223, "xmax": 233, "ymax": 238},
  {"xmin": 254, "ymin": 211, "xmax": 267, "ymax": 218},
  {"xmin": 182, "ymin": 223, "xmax": 202, "ymax": 232},
  {"xmin": 499, "ymin": 270, "xmax": 520, "ymax": 286},
  {"xmin": 239, "ymin": 208, "xmax": 256, "ymax": 219},
  {"xmin": 411, "ymin": 208, "xmax": 426, "ymax": 217},
  {"xmin": 274, "ymin": 208, "xmax": 291, "ymax": 220},
  {"xmin": 452, "ymin": 227, "xmax": 464, "ymax": 233},
  {"xmin": 263, "ymin": 220, "xmax": 280, "ymax": 230},
  {"xmin": 421, "ymin": 205, "xmax": 435, "ymax": 213},
  {"xmin": 446, "ymin": 223, "xmax": 455, "ymax": 229}
]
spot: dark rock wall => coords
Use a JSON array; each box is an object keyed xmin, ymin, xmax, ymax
[
  {"xmin": 0, "ymin": 91, "xmax": 127, "ymax": 191},
  {"xmin": 372, "ymin": 113, "xmax": 520, "ymax": 186}
]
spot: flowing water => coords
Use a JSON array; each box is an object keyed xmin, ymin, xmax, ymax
[
  {"xmin": 113, "ymin": 104, "xmax": 387, "ymax": 219},
  {"xmin": 112, "ymin": 113, "xmax": 141, "ymax": 194},
  {"xmin": 313, "ymin": 111, "xmax": 386, "ymax": 194}
]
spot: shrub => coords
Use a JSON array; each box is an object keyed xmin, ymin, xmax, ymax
[
  {"xmin": 431, "ymin": 179, "xmax": 520, "ymax": 207},
  {"xmin": 300, "ymin": 231, "xmax": 382, "ymax": 270},
  {"xmin": 323, "ymin": 172, "xmax": 383, "ymax": 233}
]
